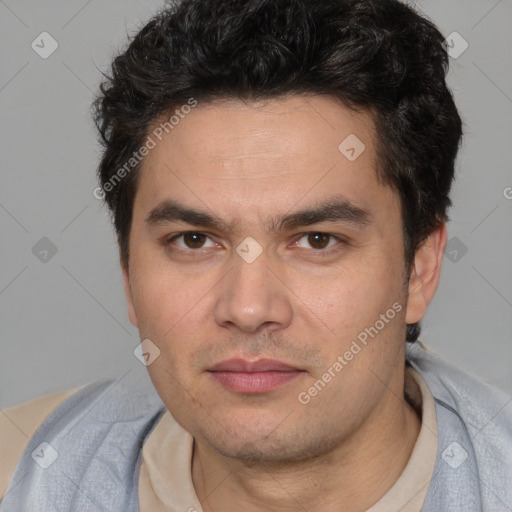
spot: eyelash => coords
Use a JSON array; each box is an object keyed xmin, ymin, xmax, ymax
[{"xmin": 162, "ymin": 231, "xmax": 347, "ymax": 256}]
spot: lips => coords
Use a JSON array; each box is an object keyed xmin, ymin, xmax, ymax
[
  {"xmin": 209, "ymin": 358, "xmax": 299, "ymax": 373},
  {"xmin": 207, "ymin": 358, "xmax": 304, "ymax": 393}
]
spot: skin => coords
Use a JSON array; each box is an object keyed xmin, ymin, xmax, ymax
[{"xmin": 122, "ymin": 94, "xmax": 447, "ymax": 511}]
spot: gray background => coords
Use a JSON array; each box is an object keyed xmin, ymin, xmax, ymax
[{"xmin": 1, "ymin": 0, "xmax": 511, "ymax": 409}]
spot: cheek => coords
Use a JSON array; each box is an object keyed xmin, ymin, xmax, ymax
[
  {"xmin": 129, "ymin": 266, "xmax": 213, "ymax": 371},
  {"xmin": 130, "ymin": 269, "xmax": 189, "ymax": 335},
  {"xmin": 297, "ymin": 259, "xmax": 400, "ymax": 328}
]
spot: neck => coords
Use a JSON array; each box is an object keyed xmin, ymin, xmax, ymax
[{"xmin": 192, "ymin": 371, "xmax": 421, "ymax": 512}]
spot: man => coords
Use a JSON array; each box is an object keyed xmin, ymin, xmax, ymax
[{"xmin": 1, "ymin": 0, "xmax": 511, "ymax": 510}]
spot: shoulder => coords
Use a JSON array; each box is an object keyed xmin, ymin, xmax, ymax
[
  {"xmin": 406, "ymin": 341, "xmax": 512, "ymax": 504},
  {"xmin": 0, "ymin": 372, "xmax": 165, "ymax": 510},
  {"xmin": 0, "ymin": 386, "xmax": 83, "ymax": 500},
  {"xmin": 406, "ymin": 341, "xmax": 512, "ymax": 423}
]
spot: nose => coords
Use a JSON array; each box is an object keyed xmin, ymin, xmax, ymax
[{"xmin": 213, "ymin": 249, "xmax": 293, "ymax": 334}]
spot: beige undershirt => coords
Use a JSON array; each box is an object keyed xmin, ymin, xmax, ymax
[{"xmin": 1, "ymin": 368, "xmax": 437, "ymax": 511}]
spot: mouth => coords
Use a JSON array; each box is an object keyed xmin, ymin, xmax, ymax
[{"xmin": 207, "ymin": 358, "xmax": 305, "ymax": 394}]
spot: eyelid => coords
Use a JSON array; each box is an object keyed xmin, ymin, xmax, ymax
[
  {"xmin": 162, "ymin": 230, "xmax": 348, "ymax": 253},
  {"xmin": 293, "ymin": 232, "xmax": 347, "ymax": 251},
  {"xmin": 164, "ymin": 231, "xmax": 217, "ymax": 248}
]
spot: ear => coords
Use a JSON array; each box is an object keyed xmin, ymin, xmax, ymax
[
  {"xmin": 122, "ymin": 261, "xmax": 139, "ymax": 327},
  {"xmin": 405, "ymin": 223, "xmax": 447, "ymax": 325}
]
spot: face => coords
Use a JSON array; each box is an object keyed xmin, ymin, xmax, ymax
[{"xmin": 123, "ymin": 95, "xmax": 425, "ymax": 464}]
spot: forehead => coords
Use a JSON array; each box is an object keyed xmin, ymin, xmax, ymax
[{"xmin": 132, "ymin": 94, "xmax": 397, "ymax": 228}]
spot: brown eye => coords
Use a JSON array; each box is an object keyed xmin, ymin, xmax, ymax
[
  {"xmin": 182, "ymin": 232, "xmax": 208, "ymax": 249},
  {"xmin": 307, "ymin": 232, "xmax": 331, "ymax": 249},
  {"xmin": 294, "ymin": 232, "xmax": 343, "ymax": 252},
  {"xmin": 166, "ymin": 231, "xmax": 216, "ymax": 251}
]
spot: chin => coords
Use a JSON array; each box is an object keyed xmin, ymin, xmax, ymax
[{"xmin": 197, "ymin": 421, "xmax": 341, "ymax": 466}]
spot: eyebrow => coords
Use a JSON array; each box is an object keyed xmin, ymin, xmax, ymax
[{"xmin": 145, "ymin": 197, "xmax": 371, "ymax": 233}]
